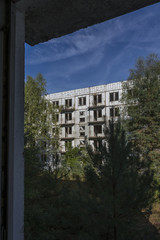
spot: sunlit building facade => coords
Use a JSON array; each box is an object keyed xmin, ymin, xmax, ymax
[{"xmin": 46, "ymin": 81, "xmax": 124, "ymax": 152}]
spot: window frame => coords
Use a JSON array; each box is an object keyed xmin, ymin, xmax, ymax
[
  {"xmin": 65, "ymin": 126, "xmax": 72, "ymax": 135},
  {"xmin": 65, "ymin": 112, "xmax": 72, "ymax": 121},
  {"xmin": 78, "ymin": 97, "xmax": 86, "ymax": 106},
  {"xmin": 65, "ymin": 98, "xmax": 72, "ymax": 107},
  {"xmin": 109, "ymin": 92, "xmax": 119, "ymax": 102}
]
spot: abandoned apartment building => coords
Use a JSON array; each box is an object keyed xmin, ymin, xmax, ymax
[{"xmin": 46, "ymin": 81, "xmax": 123, "ymax": 152}]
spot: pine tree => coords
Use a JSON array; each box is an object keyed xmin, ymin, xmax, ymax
[
  {"xmin": 85, "ymin": 120, "xmax": 155, "ymax": 240},
  {"xmin": 122, "ymin": 54, "xmax": 160, "ymax": 185}
]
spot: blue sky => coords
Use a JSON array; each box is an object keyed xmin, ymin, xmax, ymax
[{"xmin": 25, "ymin": 3, "xmax": 160, "ymax": 94}]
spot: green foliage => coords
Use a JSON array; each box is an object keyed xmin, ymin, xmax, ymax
[
  {"xmin": 85, "ymin": 120, "xmax": 155, "ymax": 240},
  {"xmin": 122, "ymin": 54, "xmax": 160, "ymax": 185},
  {"xmin": 25, "ymin": 73, "xmax": 47, "ymax": 146},
  {"xmin": 24, "ymin": 73, "xmax": 61, "ymax": 168},
  {"xmin": 24, "ymin": 72, "xmax": 159, "ymax": 240},
  {"xmin": 63, "ymin": 146, "xmax": 91, "ymax": 179}
]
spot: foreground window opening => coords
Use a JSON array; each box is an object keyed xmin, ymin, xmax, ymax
[{"xmin": 24, "ymin": 3, "xmax": 160, "ymax": 239}]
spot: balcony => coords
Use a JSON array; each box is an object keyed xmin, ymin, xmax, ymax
[
  {"xmin": 60, "ymin": 121, "xmax": 75, "ymax": 127},
  {"xmin": 88, "ymin": 116, "xmax": 106, "ymax": 125},
  {"xmin": 89, "ymin": 136, "xmax": 105, "ymax": 140},
  {"xmin": 60, "ymin": 137, "xmax": 75, "ymax": 141},
  {"xmin": 88, "ymin": 120, "xmax": 105, "ymax": 125},
  {"xmin": 61, "ymin": 105, "xmax": 75, "ymax": 113},
  {"xmin": 88, "ymin": 104, "xmax": 105, "ymax": 110}
]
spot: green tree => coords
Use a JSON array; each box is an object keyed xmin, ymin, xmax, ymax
[
  {"xmin": 25, "ymin": 73, "xmax": 47, "ymax": 146},
  {"xmin": 122, "ymin": 54, "xmax": 160, "ymax": 185},
  {"xmin": 25, "ymin": 73, "xmax": 61, "ymax": 168},
  {"xmin": 62, "ymin": 145, "xmax": 90, "ymax": 179},
  {"xmin": 85, "ymin": 120, "xmax": 155, "ymax": 240}
]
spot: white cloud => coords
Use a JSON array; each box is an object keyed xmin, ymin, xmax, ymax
[
  {"xmin": 45, "ymin": 46, "xmax": 105, "ymax": 80},
  {"xmin": 25, "ymin": 3, "xmax": 160, "ymax": 68}
]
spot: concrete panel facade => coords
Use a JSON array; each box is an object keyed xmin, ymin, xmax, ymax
[{"xmin": 46, "ymin": 81, "xmax": 124, "ymax": 152}]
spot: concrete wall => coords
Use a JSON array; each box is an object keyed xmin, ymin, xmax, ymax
[{"xmin": 16, "ymin": 0, "xmax": 160, "ymax": 45}]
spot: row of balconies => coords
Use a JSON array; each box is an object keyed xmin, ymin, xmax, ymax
[
  {"xmin": 60, "ymin": 124, "xmax": 105, "ymax": 140},
  {"xmin": 58, "ymin": 92, "xmax": 120, "ymax": 113},
  {"xmin": 59, "ymin": 115, "xmax": 119, "ymax": 126},
  {"xmin": 55, "ymin": 106, "xmax": 121, "ymax": 126},
  {"xmin": 60, "ymin": 101, "xmax": 120, "ymax": 112},
  {"xmin": 60, "ymin": 135, "xmax": 105, "ymax": 141}
]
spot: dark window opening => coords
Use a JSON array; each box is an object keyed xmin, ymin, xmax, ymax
[
  {"xmin": 115, "ymin": 92, "xmax": 119, "ymax": 101},
  {"xmin": 94, "ymin": 110, "xmax": 97, "ymax": 120},
  {"xmin": 65, "ymin": 126, "xmax": 72, "ymax": 135},
  {"xmin": 53, "ymin": 101, "xmax": 59, "ymax": 106},
  {"xmin": 110, "ymin": 92, "xmax": 119, "ymax": 101},
  {"xmin": 65, "ymin": 99, "xmax": 72, "ymax": 107},
  {"xmin": 98, "ymin": 94, "xmax": 102, "ymax": 103},
  {"xmin": 110, "ymin": 92, "xmax": 114, "ymax": 102},
  {"xmin": 94, "ymin": 109, "xmax": 102, "ymax": 120},
  {"xmin": 93, "ymin": 94, "xmax": 102, "ymax": 105},
  {"xmin": 65, "ymin": 112, "xmax": 72, "ymax": 121},
  {"xmin": 110, "ymin": 107, "xmax": 119, "ymax": 117},
  {"xmin": 80, "ymin": 117, "xmax": 85, "ymax": 122},
  {"xmin": 98, "ymin": 109, "xmax": 102, "ymax": 118},
  {"xmin": 79, "ymin": 97, "xmax": 86, "ymax": 106},
  {"xmin": 94, "ymin": 125, "xmax": 102, "ymax": 135},
  {"xmin": 94, "ymin": 95, "xmax": 97, "ymax": 105},
  {"xmin": 80, "ymin": 132, "xmax": 85, "ymax": 137}
]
